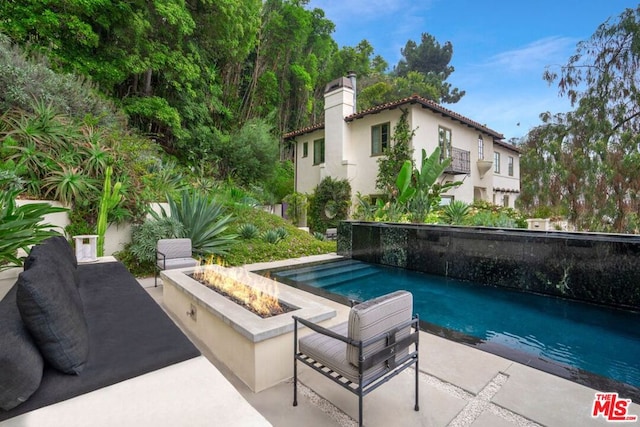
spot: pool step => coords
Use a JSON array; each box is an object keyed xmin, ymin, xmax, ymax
[
  {"xmin": 275, "ymin": 260, "xmax": 369, "ymax": 282},
  {"xmin": 315, "ymin": 269, "xmax": 380, "ymax": 289}
]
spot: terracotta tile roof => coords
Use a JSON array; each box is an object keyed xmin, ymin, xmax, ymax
[
  {"xmin": 283, "ymin": 123, "xmax": 324, "ymax": 139},
  {"xmin": 494, "ymin": 138, "xmax": 522, "ymax": 153},
  {"xmin": 283, "ymin": 94, "xmax": 520, "ymax": 148},
  {"xmin": 346, "ymin": 95, "xmax": 505, "ymax": 139}
]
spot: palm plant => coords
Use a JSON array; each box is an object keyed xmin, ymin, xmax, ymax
[{"xmin": 155, "ymin": 190, "xmax": 238, "ymax": 256}]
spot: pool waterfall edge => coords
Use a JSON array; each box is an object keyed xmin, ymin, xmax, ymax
[{"xmin": 161, "ymin": 265, "xmax": 337, "ymax": 392}]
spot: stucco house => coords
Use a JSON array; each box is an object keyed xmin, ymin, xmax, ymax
[{"xmin": 284, "ymin": 75, "xmax": 521, "ymax": 209}]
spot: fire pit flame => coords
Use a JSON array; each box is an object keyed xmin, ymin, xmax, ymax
[{"xmin": 191, "ymin": 265, "xmax": 285, "ymax": 318}]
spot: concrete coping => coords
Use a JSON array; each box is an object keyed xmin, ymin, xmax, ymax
[{"xmin": 162, "ymin": 266, "xmax": 336, "ymax": 343}]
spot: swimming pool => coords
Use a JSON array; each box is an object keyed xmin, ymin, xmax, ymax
[{"xmin": 265, "ymin": 258, "xmax": 640, "ymax": 397}]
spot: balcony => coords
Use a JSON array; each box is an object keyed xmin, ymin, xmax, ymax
[{"xmin": 443, "ymin": 147, "xmax": 471, "ymax": 175}]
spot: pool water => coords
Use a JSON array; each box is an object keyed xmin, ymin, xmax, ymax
[{"xmin": 270, "ymin": 259, "xmax": 640, "ymax": 390}]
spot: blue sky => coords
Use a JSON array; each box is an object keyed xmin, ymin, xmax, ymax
[{"xmin": 308, "ymin": 0, "xmax": 637, "ymax": 141}]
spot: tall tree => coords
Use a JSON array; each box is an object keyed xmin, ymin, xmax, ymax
[
  {"xmin": 521, "ymin": 6, "xmax": 640, "ymax": 232},
  {"xmin": 394, "ymin": 32, "xmax": 465, "ymax": 103}
]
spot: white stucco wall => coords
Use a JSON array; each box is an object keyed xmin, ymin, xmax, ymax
[{"xmin": 292, "ymin": 88, "xmax": 521, "ymax": 210}]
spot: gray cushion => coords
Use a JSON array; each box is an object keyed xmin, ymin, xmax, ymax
[
  {"xmin": 157, "ymin": 238, "xmax": 193, "ymax": 259},
  {"xmin": 157, "ymin": 257, "xmax": 200, "ymax": 271},
  {"xmin": 298, "ymin": 322, "xmax": 387, "ymax": 384},
  {"xmin": 16, "ymin": 258, "xmax": 89, "ymax": 375},
  {"xmin": 346, "ymin": 291, "xmax": 413, "ymax": 367},
  {"xmin": 0, "ymin": 286, "xmax": 44, "ymax": 411}
]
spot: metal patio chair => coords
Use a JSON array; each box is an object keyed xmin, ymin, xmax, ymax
[
  {"xmin": 293, "ymin": 290, "xmax": 419, "ymax": 426},
  {"xmin": 155, "ymin": 238, "xmax": 200, "ymax": 286}
]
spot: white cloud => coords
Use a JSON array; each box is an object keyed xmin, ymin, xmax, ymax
[{"xmin": 488, "ymin": 36, "xmax": 578, "ymax": 73}]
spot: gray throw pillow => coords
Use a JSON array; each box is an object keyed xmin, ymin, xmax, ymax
[
  {"xmin": 16, "ymin": 262, "xmax": 89, "ymax": 375},
  {"xmin": 0, "ymin": 286, "xmax": 44, "ymax": 411}
]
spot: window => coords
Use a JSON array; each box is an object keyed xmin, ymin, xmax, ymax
[
  {"xmin": 503, "ymin": 195, "xmax": 510, "ymax": 207},
  {"xmin": 371, "ymin": 123, "xmax": 390, "ymax": 155},
  {"xmin": 478, "ymin": 135, "xmax": 484, "ymax": 160},
  {"xmin": 508, "ymin": 156, "xmax": 514, "ymax": 176},
  {"xmin": 302, "ymin": 142, "xmax": 308, "ymax": 158},
  {"xmin": 313, "ymin": 138, "xmax": 325, "ymax": 165},
  {"xmin": 494, "ymin": 151, "xmax": 500, "ymax": 173},
  {"xmin": 438, "ymin": 126, "xmax": 452, "ymax": 160}
]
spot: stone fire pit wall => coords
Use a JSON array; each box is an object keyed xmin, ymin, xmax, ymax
[
  {"xmin": 337, "ymin": 221, "xmax": 640, "ymax": 310},
  {"xmin": 162, "ymin": 265, "xmax": 336, "ymax": 392}
]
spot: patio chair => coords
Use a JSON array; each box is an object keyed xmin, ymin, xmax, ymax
[
  {"xmin": 155, "ymin": 238, "xmax": 200, "ymax": 286},
  {"xmin": 293, "ymin": 290, "xmax": 419, "ymax": 426}
]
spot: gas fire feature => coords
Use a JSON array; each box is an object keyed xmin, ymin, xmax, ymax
[{"xmin": 162, "ymin": 264, "xmax": 336, "ymax": 392}]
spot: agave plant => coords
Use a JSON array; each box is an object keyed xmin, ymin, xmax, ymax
[
  {"xmin": 443, "ymin": 200, "xmax": 471, "ymax": 225},
  {"xmin": 155, "ymin": 190, "xmax": 238, "ymax": 256},
  {"xmin": 274, "ymin": 226, "xmax": 288, "ymax": 240},
  {"xmin": 261, "ymin": 229, "xmax": 284, "ymax": 244},
  {"xmin": 237, "ymin": 223, "xmax": 259, "ymax": 239}
]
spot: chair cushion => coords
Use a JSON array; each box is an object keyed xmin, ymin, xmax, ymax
[
  {"xmin": 346, "ymin": 291, "xmax": 413, "ymax": 367},
  {"xmin": 157, "ymin": 257, "xmax": 200, "ymax": 271},
  {"xmin": 298, "ymin": 322, "xmax": 387, "ymax": 384},
  {"xmin": 157, "ymin": 238, "xmax": 193, "ymax": 259},
  {"xmin": 16, "ymin": 257, "xmax": 89, "ymax": 375},
  {"xmin": 0, "ymin": 286, "xmax": 44, "ymax": 411}
]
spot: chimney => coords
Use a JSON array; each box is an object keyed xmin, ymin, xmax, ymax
[{"xmin": 347, "ymin": 71, "xmax": 357, "ymax": 114}]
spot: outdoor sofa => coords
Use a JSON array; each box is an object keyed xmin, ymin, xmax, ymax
[{"xmin": 0, "ymin": 236, "xmax": 270, "ymax": 426}]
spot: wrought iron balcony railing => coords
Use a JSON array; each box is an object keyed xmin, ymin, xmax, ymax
[{"xmin": 443, "ymin": 147, "xmax": 471, "ymax": 175}]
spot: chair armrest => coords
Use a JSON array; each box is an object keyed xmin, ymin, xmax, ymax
[
  {"xmin": 293, "ymin": 316, "xmax": 358, "ymax": 346},
  {"xmin": 157, "ymin": 251, "xmax": 167, "ymax": 269}
]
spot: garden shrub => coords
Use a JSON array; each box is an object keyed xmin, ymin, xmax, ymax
[{"xmin": 308, "ymin": 177, "xmax": 351, "ymax": 234}]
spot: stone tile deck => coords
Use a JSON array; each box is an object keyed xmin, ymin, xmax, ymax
[{"xmin": 141, "ymin": 255, "xmax": 640, "ymax": 427}]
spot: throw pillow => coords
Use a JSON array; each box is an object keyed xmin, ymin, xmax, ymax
[
  {"xmin": 0, "ymin": 286, "xmax": 44, "ymax": 411},
  {"xmin": 16, "ymin": 263, "xmax": 89, "ymax": 375}
]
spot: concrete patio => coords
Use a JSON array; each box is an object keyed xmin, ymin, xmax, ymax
[{"xmin": 142, "ymin": 255, "xmax": 640, "ymax": 427}]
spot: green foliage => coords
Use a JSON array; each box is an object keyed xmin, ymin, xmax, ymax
[
  {"xmin": 443, "ymin": 200, "xmax": 471, "ymax": 224},
  {"xmin": 123, "ymin": 96, "xmax": 182, "ymax": 138},
  {"xmin": 409, "ymin": 148, "xmax": 462, "ymax": 222},
  {"xmin": 43, "ymin": 165, "xmax": 97, "ymax": 206},
  {"xmin": 210, "ymin": 118, "xmax": 279, "ymax": 186},
  {"xmin": 261, "ymin": 229, "xmax": 284, "ymax": 244},
  {"xmin": 522, "ymin": 7, "xmax": 640, "ymax": 233},
  {"xmin": 265, "ymin": 160, "xmax": 294, "ymax": 202},
  {"xmin": 283, "ymin": 192, "xmax": 308, "ymax": 226},
  {"xmin": 308, "ymin": 177, "xmax": 351, "ymax": 233},
  {"xmin": 0, "ymin": 172, "xmax": 67, "ymax": 270},
  {"xmin": 158, "ymin": 190, "xmax": 238, "ymax": 256},
  {"xmin": 129, "ymin": 217, "xmax": 184, "ymax": 265},
  {"xmin": 274, "ymin": 226, "xmax": 288, "ymax": 240},
  {"xmin": 237, "ymin": 223, "xmax": 259, "ymax": 239},
  {"xmin": 0, "ymin": 34, "xmax": 122, "ymax": 126},
  {"xmin": 376, "ymin": 108, "xmax": 415, "ymax": 195},
  {"xmin": 222, "ymin": 204, "xmax": 336, "ymax": 266},
  {"xmin": 468, "ymin": 201, "xmax": 527, "ymax": 229},
  {"xmin": 313, "ymin": 231, "xmax": 326, "ymax": 241},
  {"xmin": 96, "ymin": 166, "xmax": 123, "ymax": 256},
  {"xmin": 394, "ymin": 33, "xmax": 465, "ymax": 103}
]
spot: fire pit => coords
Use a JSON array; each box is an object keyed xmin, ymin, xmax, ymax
[{"xmin": 162, "ymin": 264, "xmax": 336, "ymax": 392}]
